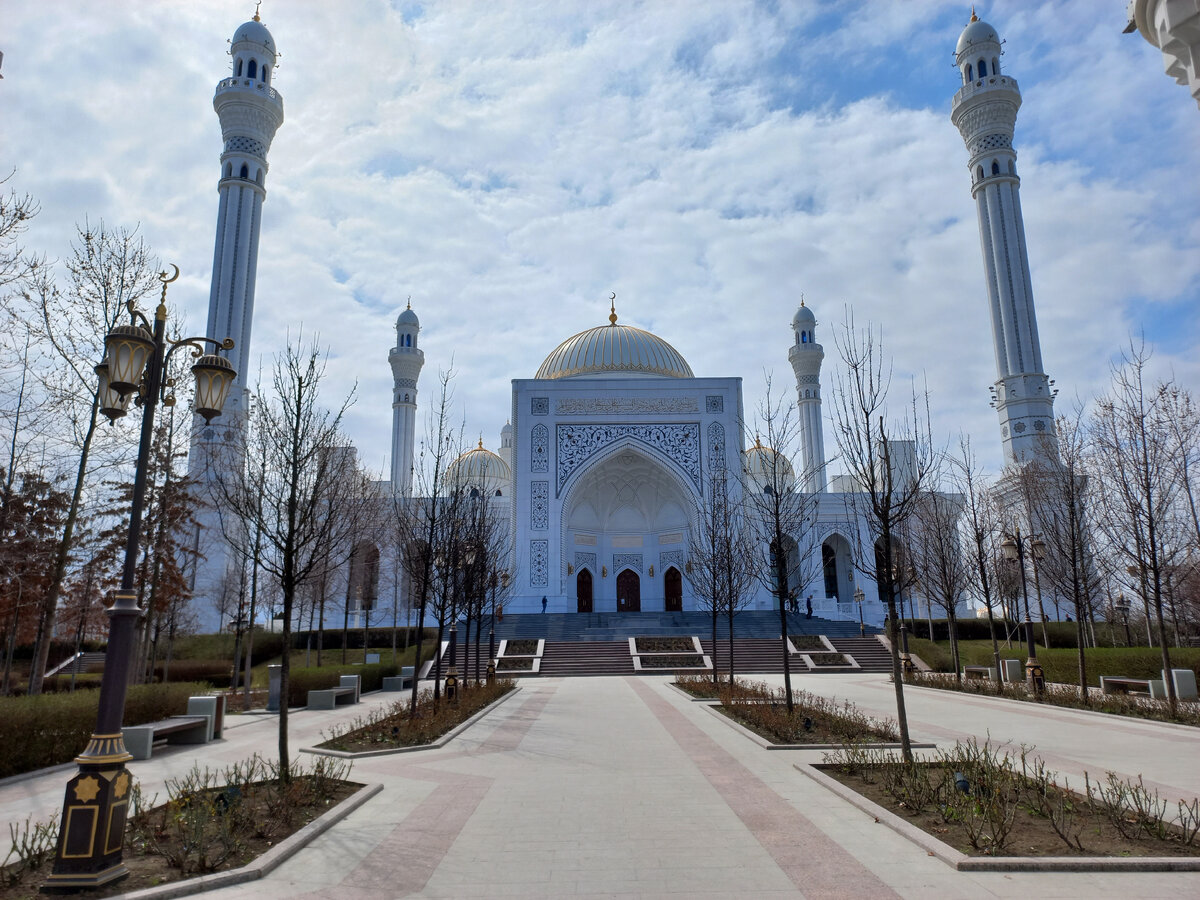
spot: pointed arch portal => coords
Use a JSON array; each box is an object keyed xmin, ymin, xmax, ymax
[
  {"xmin": 577, "ymin": 569, "xmax": 593, "ymax": 613},
  {"xmin": 616, "ymin": 569, "xmax": 641, "ymax": 612}
]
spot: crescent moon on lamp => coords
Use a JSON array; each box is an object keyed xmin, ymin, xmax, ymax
[{"xmin": 159, "ymin": 264, "xmax": 181, "ymax": 284}]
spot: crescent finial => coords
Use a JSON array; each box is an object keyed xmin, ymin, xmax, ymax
[
  {"xmin": 608, "ymin": 292, "xmax": 618, "ymax": 325},
  {"xmin": 158, "ymin": 264, "xmax": 181, "ymax": 285}
]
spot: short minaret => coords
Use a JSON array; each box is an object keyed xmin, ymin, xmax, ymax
[
  {"xmin": 787, "ymin": 299, "xmax": 827, "ymax": 492},
  {"xmin": 389, "ymin": 303, "xmax": 424, "ymax": 495},
  {"xmin": 194, "ymin": 9, "xmax": 284, "ymax": 467},
  {"xmin": 951, "ymin": 12, "xmax": 1058, "ymax": 467},
  {"xmin": 498, "ymin": 421, "xmax": 513, "ymax": 471}
]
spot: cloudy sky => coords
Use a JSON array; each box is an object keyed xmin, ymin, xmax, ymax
[{"xmin": 6, "ymin": 0, "xmax": 1199, "ymax": 481}]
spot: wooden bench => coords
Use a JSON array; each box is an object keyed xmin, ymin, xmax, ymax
[
  {"xmin": 308, "ymin": 674, "xmax": 361, "ymax": 709},
  {"xmin": 963, "ymin": 666, "xmax": 997, "ymax": 681},
  {"xmin": 122, "ymin": 716, "xmax": 211, "ymax": 760}
]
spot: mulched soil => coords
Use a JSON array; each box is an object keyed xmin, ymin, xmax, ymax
[
  {"xmin": 820, "ymin": 766, "xmax": 1200, "ymax": 858},
  {"xmin": 806, "ymin": 652, "xmax": 850, "ymax": 666},
  {"xmin": 639, "ymin": 654, "xmax": 705, "ymax": 668},
  {"xmin": 634, "ymin": 637, "xmax": 696, "ymax": 653},
  {"xmin": 503, "ymin": 640, "xmax": 540, "ymax": 655},
  {"xmin": 0, "ymin": 780, "xmax": 362, "ymax": 900},
  {"xmin": 717, "ymin": 705, "xmax": 895, "ymax": 745},
  {"xmin": 789, "ymin": 635, "xmax": 827, "ymax": 651},
  {"xmin": 496, "ymin": 658, "xmax": 535, "ymax": 671}
]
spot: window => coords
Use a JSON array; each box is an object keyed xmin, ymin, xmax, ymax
[
  {"xmin": 495, "ymin": 489, "xmax": 502, "ymax": 497},
  {"xmin": 248, "ymin": 59, "xmax": 257, "ymax": 80},
  {"xmin": 991, "ymin": 160, "xmax": 1000, "ymax": 176},
  {"xmin": 977, "ymin": 166, "xmax": 984, "ymax": 181},
  {"xmin": 240, "ymin": 164, "xmax": 249, "ymax": 179},
  {"xmin": 992, "ymin": 57, "xmax": 999, "ymax": 75},
  {"xmin": 224, "ymin": 163, "xmax": 232, "ymax": 178},
  {"xmin": 235, "ymin": 59, "xmax": 243, "ymax": 77},
  {"xmin": 801, "ymin": 331, "xmax": 808, "ymax": 343},
  {"xmin": 966, "ymin": 63, "xmax": 973, "ymax": 82},
  {"xmin": 978, "ymin": 59, "xmax": 987, "ymax": 77}
]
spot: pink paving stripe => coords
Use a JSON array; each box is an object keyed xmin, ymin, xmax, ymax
[
  {"xmin": 628, "ymin": 677, "xmax": 900, "ymax": 900},
  {"xmin": 302, "ymin": 685, "xmax": 558, "ymax": 899}
]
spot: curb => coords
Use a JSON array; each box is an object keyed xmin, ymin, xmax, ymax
[
  {"xmin": 110, "ymin": 782, "xmax": 384, "ymax": 899},
  {"xmin": 794, "ymin": 762, "xmax": 1200, "ymax": 872},
  {"xmin": 665, "ymin": 682, "xmax": 722, "ymax": 703},
  {"xmin": 299, "ymin": 686, "xmax": 521, "ymax": 759},
  {"xmin": 700, "ymin": 702, "xmax": 937, "ymax": 751}
]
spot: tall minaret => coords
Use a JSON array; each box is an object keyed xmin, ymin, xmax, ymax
[
  {"xmin": 389, "ymin": 303, "xmax": 424, "ymax": 495},
  {"xmin": 951, "ymin": 12, "xmax": 1058, "ymax": 467},
  {"xmin": 194, "ymin": 10, "xmax": 284, "ymax": 467},
  {"xmin": 788, "ymin": 300, "xmax": 827, "ymax": 492}
]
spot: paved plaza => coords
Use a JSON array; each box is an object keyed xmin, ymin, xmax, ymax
[{"xmin": 4, "ymin": 674, "xmax": 1200, "ymax": 898}]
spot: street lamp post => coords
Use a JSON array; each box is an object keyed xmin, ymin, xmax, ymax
[
  {"xmin": 447, "ymin": 547, "xmax": 475, "ymax": 702},
  {"xmin": 1115, "ymin": 593, "xmax": 1133, "ymax": 647},
  {"xmin": 47, "ymin": 268, "xmax": 236, "ymax": 889},
  {"xmin": 853, "ymin": 586, "xmax": 865, "ymax": 638},
  {"xmin": 1001, "ymin": 526, "xmax": 1046, "ymax": 694}
]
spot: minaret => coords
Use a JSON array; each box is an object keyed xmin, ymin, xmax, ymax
[
  {"xmin": 193, "ymin": 9, "xmax": 284, "ymax": 470},
  {"xmin": 951, "ymin": 12, "xmax": 1058, "ymax": 467},
  {"xmin": 787, "ymin": 299, "xmax": 827, "ymax": 492},
  {"xmin": 389, "ymin": 303, "xmax": 424, "ymax": 495},
  {"xmin": 498, "ymin": 421, "xmax": 513, "ymax": 471}
]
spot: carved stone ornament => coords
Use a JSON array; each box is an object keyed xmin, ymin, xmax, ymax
[{"xmin": 556, "ymin": 423, "xmax": 701, "ymax": 494}]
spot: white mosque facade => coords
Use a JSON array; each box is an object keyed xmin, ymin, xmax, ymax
[{"xmin": 180, "ymin": 11, "xmax": 1058, "ymax": 632}]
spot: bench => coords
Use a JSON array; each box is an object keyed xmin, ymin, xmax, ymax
[
  {"xmin": 963, "ymin": 666, "xmax": 997, "ymax": 681},
  {"xmin": 121, "ymin": 694, "xmax": 223, "ymax": 760},
  {"xmin": 1099, "ymin": 675, "xmax": 1160, "ymax": 696},
  {"xmin": 307, "ymin": 675, "xmax": 361, "ymax": 709},
  {"xmin": 381, "ymin": 667, "xmax": 415, "ymax": 692}
]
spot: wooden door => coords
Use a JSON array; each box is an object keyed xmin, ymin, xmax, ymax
[
  {"xmin": 664, "ymin": 567, "xmax": 682, "ymax": 612},
  {"xmin": 577, "ymin": 569, "xmax": 593, "ymax": 613},
  {"xmin": 616, "ymin": 569, "xmax": 641, "ymax": 612}
]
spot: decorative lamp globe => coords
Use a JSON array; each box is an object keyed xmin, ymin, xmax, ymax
[
  {"xmin": 103, "ymin": 323, "xmax": 155, "ymax": 396},
  {"xmin": 191, "ymin": 353, "xmax": 237, "ymax": 423},
  {"xmin": 94, "ymin": 359, "xmax": 133, "ymax": 423},
  {"xmin": 1001, "ymin": 536, "xmax": 1018, "ymax": 561}
]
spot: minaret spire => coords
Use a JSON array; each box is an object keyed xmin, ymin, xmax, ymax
[
  {"xmin": 951, "ymin": 14, "xmax": 1058, "ymax": 467},
  {"xmin": 390, "ymin": 303, "xmax": 425, "ymax": 496}
]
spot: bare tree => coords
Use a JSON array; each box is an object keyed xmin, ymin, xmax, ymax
[
  {"xmin": 1090, "ymin": 342, "xmax": 1182, "ymax": 712},
  {"xmin": 217, "ymin": 338, "xmax": 366, "ymax": 776},
  {"xmin": 829, "ymin": 313, "xmax": 937, "ymax": 762},
  {"xmin": 950, "ymin": 435, "xmax": 1004, "ymax": 675},
  {"xmin": 688, "ymin": 461, "xmax": 757, "ymax": 685},
  {"xmin": 742, "ymin": 377, "xmax": 822, "ymax": 713},
  {"xmin": 909, "ymin": 485, "xmax": 968, "ymax": 680}
]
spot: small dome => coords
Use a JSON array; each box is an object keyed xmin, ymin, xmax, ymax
[
  {"xmin": 956, "ymin": 18, "xmax": 1000, "ymax": 56},
  {"xmin": 743, "ymin": 438, "xmax": 795, "ymax": 492},
  {"xmin": 447, "ymin": 442, "xmax": 511, "ymax": 495},
  {"xmin": 792, "ymin": 304, "xmax": 816, "ymax": 330},
  {"xmin": 233, "ymin": 19, "xmax": 275, "ymax": 53},
  {"xmin": 501, "ymin": 421, "xmax": 513, "ymax": 436},
  {"xmin": 397, "ymin": 306, "xmax": 419, "ymax": 327},
  {"xmin": 536, "ymin": 322, "xmax": 693, "ymax": 379}
]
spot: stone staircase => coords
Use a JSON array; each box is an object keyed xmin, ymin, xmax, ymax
[
  {"xmin": 46, "ymin": 651, "xmax": 106, "ymax": 677},
  {"xmin": 827, "ymin": 637, "xmax": 893, "ymax": 673},
  {"xmin": 485, "ymin": 611, "xmax": 873, "ymax": 642},
  {"xmin": 701, "ymin": 638, "xmax": 792, "ymax": 675},
  {"xmin": 539, "ymin": 641, "xmax": 636, "ymax": 677}
]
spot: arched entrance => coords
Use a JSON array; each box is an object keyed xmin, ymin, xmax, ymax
[
  {"xmin": 616, "ymin": 569, "xmax": 641, "ymax": 612},
  {"xmin": 664, "ymin": 567, "xmax": 682, "ymax": 612},
  {"xmin": 577, "ymin": 569, "xmax": 593, "ymax": 613}
]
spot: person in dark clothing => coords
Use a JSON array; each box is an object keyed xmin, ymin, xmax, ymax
[
  {"xmin": 541, "ymin": 596, "xmax": 547, "ymax": 613},
  {"xmin": 805, "ymin": 597, "xmax": 813, "ymax": 619}
]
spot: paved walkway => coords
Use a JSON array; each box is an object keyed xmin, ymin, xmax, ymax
[{"xmin": 5, "ymin": 674, "xmax": 1200, "ymax": 898}]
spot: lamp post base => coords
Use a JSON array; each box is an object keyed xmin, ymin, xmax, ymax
[
  {"xmin": 445, "ymin": 669, "xmax": 458, "ymax": 701},
  {"xmin": 1026, "ymin": 658, "xmax": 1045, "ymax": 694},
  {"xmin": 45, "ymin": 748, "xmax": 134, "ymax": 891}
]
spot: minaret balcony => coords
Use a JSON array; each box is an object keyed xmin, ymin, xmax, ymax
[
  {"xmin": 951, "ymin": 75, "xmax": 1019, "ymax": 108},
  {"xmin": 215, "ymin": 77, "xmax": 283, "ymax": 106}
]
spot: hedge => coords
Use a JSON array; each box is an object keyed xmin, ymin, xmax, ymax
[
  {"xmin": 285, "ymin": 662, "xmax": 399, "ymax": 708},
  {"xmin": 908, "ymin": 638, "xmax": 1200, "ymax": 687},
  {"xmin": 0, "ymin": 681, "xmax": 210, "ymax": 778}
]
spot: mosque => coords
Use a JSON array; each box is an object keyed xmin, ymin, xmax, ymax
[{"xmin": 186, "ymin": 10, "xmax": 1057, "ymax": 634}]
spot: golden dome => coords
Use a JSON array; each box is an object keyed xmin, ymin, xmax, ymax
[
  {"xmin": 536, "ymin": 321, "xmax": 693, "ymax": 380},
  {"xmin": 447, "ymin": 442, "xmax": 511, "ymax": 491}
]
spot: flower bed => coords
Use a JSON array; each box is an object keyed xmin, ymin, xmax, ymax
[
  {"xmin": 639, "ymin": 654, "xmax": 705, "ymax": 669},
  {"xmin": 496, "ymin": 657, "xmax": 534, "ymax": 671},
  {"xmin": 634, "ymin": 636, "xmax": 696, "ymax": 654},
  {"xmin": 717, "ymin": 680, "xmax": 899, "ymax": 745},
  {"xmin": 317, "ymin": 680, "xmax": 516, "ymax": 752},
  {"xmin": 820, "ymin": 739, "xmax": 1200, "ymax": 859},
  {"xmin": 674, "ymin": 673, "xmax": 767, "ymax": 700},
  {"xmin": 789, "ymin": 635, "xmax": 827, "ymax": 651},
  {"xmin": 806, "ymin": 652, "xmax": 850, "ymax": 667},
  {"xmin": 909, "ymin": 671, "xmax": 1200, "ymax": 727},
  {"xmin": 0, "ymin": 755, "xmax": 364, "ymax": 898},
  {"xmin": 503, "ymin": 639, "xmax": 540, "ymax": 656}
]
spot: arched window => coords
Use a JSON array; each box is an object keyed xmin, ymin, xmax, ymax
[
  {"xmin": 470, "ymin": 488, "xmax": 479, "ymax": 499},
  {"xmin": 978, "ymin": 59, "xmax": 987, "ymax": 77},
  {"xmin": 991, "ymin": 160, "xmax": 1000, "ymax": 176},
  {"xmin": 764, "ymin": 485, "xmax": 774, "ymax": 496},
  {"xmin": 240, "ymin": 163, "xmax": 249, "ymax": 179},
  {"xmin": 966, "ymin": 63, "xmax": 973, "ymax": 82},
  {"xmin": 259, "ymin": 65, "xmax": 266, "ymax": 82},
  {"xmin": 992, "ymin": 57, "xmax": 999, "ymax": 75},
  {"xmin": 977, "ymin": 165, "xmax": 984, "ymax": 181},
  {"xmin": 801, "ymin": 331, "xmax": 808, "ymax": 343},
  {"xmin": 495, "ymin": 489, "xmax": 502, "ymax": 497},
  {"xmin": 224, "ymin": 163, "xmax": 232, "ymax": 178},
  {"xmin": 403, "ymin": 393, "xmax": 409, "ymax": 402},
  {"xmin": 235, "ymin": 59, "xmax": 243, "ymax": 77},
  {"xmin": 406, "ymin": 334, "xmax": 412, "ymax": 347},
  {"xmin": 248, "ymin": 59, "xmax": 257, "ymax": 80}
]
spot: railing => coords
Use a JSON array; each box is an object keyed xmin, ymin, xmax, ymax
[
  {"xmin": 952, "ymin": 74, "xmax": 1019, "ymax": 107},
  {"xmin": 214, "ymin": 77, "xmax": 281, "ymax": 102}
]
